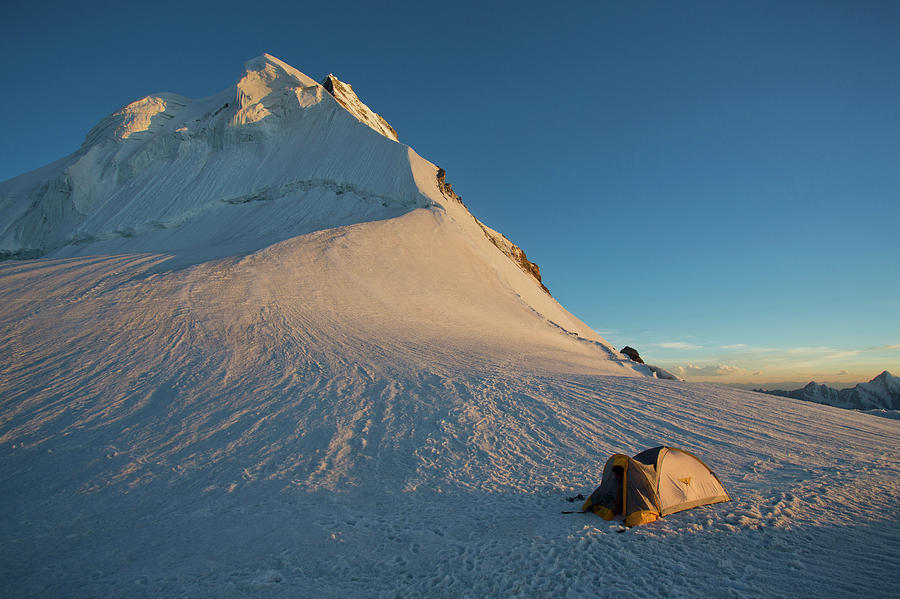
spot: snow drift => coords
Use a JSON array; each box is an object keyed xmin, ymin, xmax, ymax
[{"xmin": 1, "ymin": 55, "xmax": 898, "ymax": 598}]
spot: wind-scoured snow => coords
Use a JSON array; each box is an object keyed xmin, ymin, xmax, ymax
[{"xmin": 1, "ymin": 55, "xmax": 898, "ymax": 598}]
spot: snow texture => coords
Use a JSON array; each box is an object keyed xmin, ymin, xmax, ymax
[{"xmin": 1, "ymin": 55, "xmax": 899, "ymax": 598}]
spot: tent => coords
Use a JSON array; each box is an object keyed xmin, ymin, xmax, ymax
[{"xmin": 581, "ymin": 446, "xmax": 730, "ymax": 527}]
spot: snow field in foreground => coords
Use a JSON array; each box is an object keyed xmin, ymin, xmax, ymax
[
  {"xmin": 2, "ymin": 369, "xmax": 898, "ymax": 598},
  {"xmin": 6, "ymin": 486, "xmax": 899, "ymax": 598}
]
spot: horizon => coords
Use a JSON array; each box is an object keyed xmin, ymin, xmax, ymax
[
  {"xmin": 713, "ymin": 369, "xmax": 894, "ymax": 391},
  {"xmin": 2, "ymin": 0, "xmax": 898, "ymax": 384}
]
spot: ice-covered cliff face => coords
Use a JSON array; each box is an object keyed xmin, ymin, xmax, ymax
[{"xmin": 0, "ymin": 54, "xmax": 412, "ymax": 263}]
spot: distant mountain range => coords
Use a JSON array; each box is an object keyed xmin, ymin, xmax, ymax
[{"xmin": 755, "ymin": 371, "xmax": 900, "ymax": 417}]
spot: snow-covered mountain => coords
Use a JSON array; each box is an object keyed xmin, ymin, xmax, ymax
[
  {"xmin": 0, "ymin": 54, "xmax": 423, "ymax": 264},
  {"xmin": 2, "ymin": 55, "xmax": 899, "ymax": 598},
  {"xmin": 0, "ymin": 52, "xmax": 638, "ymax": 370},
  {"xmin": 757, "ymin": 371, "xmax": 900, "ymax": 414}
]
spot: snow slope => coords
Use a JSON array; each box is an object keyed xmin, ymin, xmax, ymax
[
  {"xmin": 321, "ymin": 73, "xmax": 399, "ymax": 142},
  {"xmin": 1, "ymin": 55, "xmax": 899, "ymax": 598}
]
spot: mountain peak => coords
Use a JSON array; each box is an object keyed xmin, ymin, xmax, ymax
[
  {"xmin": 242, "ymin": 53, "xmax": 319, "ymax": 88},
  {"xmin": 82, "ymin": 92, "xmax": 191, "ymax": 146},
  {"xmin": 758, "ymin": 371, "xmax": 900, "ymax": 414},
  {"xmin": 321, "ymin": 73, "xmax": 398, "ymax": 142},
  {"xmin": 232, "ymin": 53, "xmax": 325, "ymax": 128},
  {"xmin": 867, "ymin": 370, "xmax": 899, "ymax": 393},
  {"xmin": 232, "ymin": 56, "xmax": 398, "ymax": 141}
]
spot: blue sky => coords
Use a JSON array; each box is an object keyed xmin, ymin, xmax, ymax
[{"xmin": 2, "ymin": 0, "xmax": 898, "ymax": 385}]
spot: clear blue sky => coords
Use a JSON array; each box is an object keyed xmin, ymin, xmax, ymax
[{"xmin": 2, "ymin": 0, "xmax": 898, "ymax": 385}]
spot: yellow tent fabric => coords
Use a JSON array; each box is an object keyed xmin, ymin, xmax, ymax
[{"xmin": 582, "ymin": 446, "xmax": 729, "ymax": 526}]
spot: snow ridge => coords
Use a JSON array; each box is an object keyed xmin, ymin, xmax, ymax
[
  {"xmin": 321, "ymin": 73, "xmax": 399, "ymax": 142},
  {"xmin": 476, "ymin": 218, "xmax": 549, "ymax": 294},
  {"xmin": 82, "ymin": 93, "xmax": 191, "ymax": 145},
  {"xmin": 0, "ymin": 55, "xmax": 415, "ymax": 262}
]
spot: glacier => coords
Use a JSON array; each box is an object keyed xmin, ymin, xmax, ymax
[{"xmin": 1, "ymin": 54, "xmax": 898, "ymax": 598}]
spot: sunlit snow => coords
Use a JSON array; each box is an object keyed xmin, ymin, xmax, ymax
[{"xmin": 1, "ymin": 55, "xmax": 898, "ymax": 598}]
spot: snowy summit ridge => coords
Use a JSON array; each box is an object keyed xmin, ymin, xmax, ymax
[
  {"xmin": 0, "ymin": 53, "xmax": 561, "ymax": 307},
  {"xmin": 0, "ymin": 54, "xmax": 410, "ymax": 262}
]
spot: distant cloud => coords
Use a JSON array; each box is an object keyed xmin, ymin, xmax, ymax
[
  {"xmin": 672, "ymin": 363, "xmax": 747, "ymax": 377},
  {"xmin": 785, "ymin": 344, "xmax": 900, "ymax": 355},
  {"xmin": 865, "ymin": 344, "xmax": 900, "ymax": 351},
  {"xmin": 786, "ymin": 346, "xmax": 833, "ymax": 355},
  {"xmin": 650, "ymin": 341, "xmax": 702, "ymax": 350},
  {"xmin": 716, "ymin": 344, "xmax": 779, "ymax": 353},
  {"xmin": 784, "ymin": 346, "xmax": 863, "ymax": 360},
  {"xmin": 657, "ymin": 341, "xmax": 895, "ymax": 383}
]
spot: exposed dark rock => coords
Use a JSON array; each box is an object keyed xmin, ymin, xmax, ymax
[
  {"xmin": 620, "ymin": 346, "xmax": 644, "ymax": 363},
  {"xmin": 321, "ymin": 74, "xmax": 399, "ymax": 141},
  {"xmin": 499, "ymin": 236, "xmax": 547, "ymax": 293},
  {"xmin": 321, "ymin": 74, "xmax": 337, "ymax": 95},
  {"xmin": 477, "ymin": 220, "xmax": 549, "ymax": 295},
  {"xmin": 436, "ymin": 167, "xmax": 548, "ymax": 295},
  {"xmin": 436, "ymin": 167, "xmax": 463, "ymax": 204}
]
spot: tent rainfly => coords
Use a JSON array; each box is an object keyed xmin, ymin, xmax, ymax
[{"xmin": 582, "ymin": 446, "xmax": 730, "ymax": 527}]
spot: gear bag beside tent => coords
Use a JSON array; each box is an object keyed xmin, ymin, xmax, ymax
[{"xmin": 582, "ymin": 446, "xmax": 730, "ymax": 527}]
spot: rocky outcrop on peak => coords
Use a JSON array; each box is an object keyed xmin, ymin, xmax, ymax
[
  {"xmin": 617, "ymin": 346, "xmax": 680, "ymax": 380},
  {"xmin": 619, "ymin": 346, "xmax": 644, "ymax": 363},
  {"xmin": 434, "ymin": 167, "xmax": 547, "ymax": 294},
  {"xmin": 436, "ymin": 168, "xmax": 462, "ymax": 203},
  {"xmin": 321, "ymin": 74, "xmax": 398, "ymax": 142},
  {"xmin": 477, "ymin": 219, "xmax": 549, "ymax": 295}
]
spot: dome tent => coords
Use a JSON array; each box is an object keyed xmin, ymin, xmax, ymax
[{"xmin": 582, "ymin": 446, "xmax": 730, "ymax": 527}]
